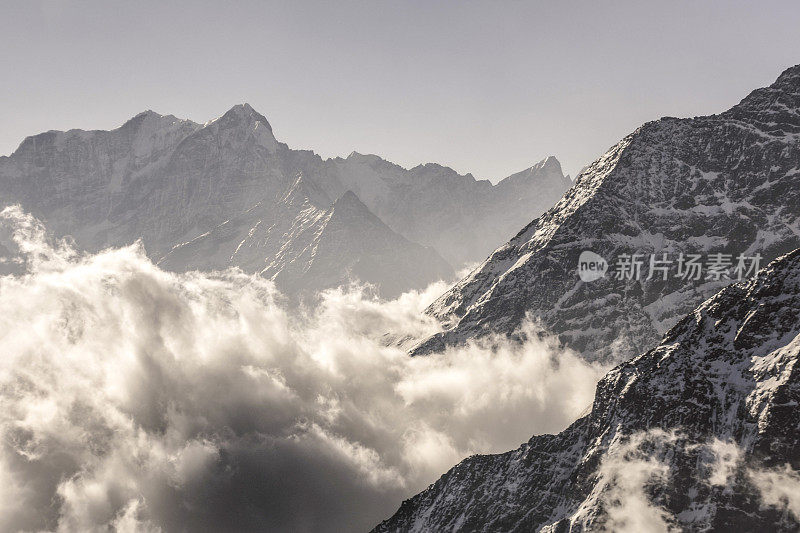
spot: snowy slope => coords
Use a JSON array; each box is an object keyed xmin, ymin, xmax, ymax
[
  {"xmin": 375, "ymin": 249, "xmax": 800, "ymax": 532},
  {"xmin": 157, "ymin": 172, "xmax": 332, "ymax": 275},
  {"xmin": 265, "ymin": 190, "xmax": 453, "ymax": 298},
  {"xmin": 417, "ymin": 64, "xmax": 800, "ymax": 361}
]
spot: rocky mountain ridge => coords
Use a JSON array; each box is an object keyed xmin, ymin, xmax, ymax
[
  {"xmin": 376, "ymin": 248, "xmax": 800, "ymax": 532},
  {"xmin": 416, "ymin": 64, "xmax": 800, "ymax": 362}
]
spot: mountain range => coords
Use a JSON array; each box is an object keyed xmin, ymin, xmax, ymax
[
  {"xmin": 4, "ymin": 57, "xmax": 800, "ymax": 533},
  {"xmin": 0, "ymin": 105, "xmax": 571, "ymax": 297}
]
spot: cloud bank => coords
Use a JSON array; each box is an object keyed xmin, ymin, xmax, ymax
[{"xmin": 0, "ymin": 206, "xmax": 606, "ymax": 532}]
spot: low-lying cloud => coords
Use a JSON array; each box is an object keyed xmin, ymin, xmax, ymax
[{"xmin": 0, "ymin": 206, "xmax": 607, "ymax": 532}]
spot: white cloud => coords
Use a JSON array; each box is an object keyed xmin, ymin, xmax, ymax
[
  {"xmin": 706, "ymin": 438, "xmax": 742, "ymax": 489},
  {"xmin": 570, "ymin": 430, "xmax": 680, "ymax": 533},
  {"xmin": 568, "ymin": 434, "xmax": 800, "ymax": 533},
  {"xmin": 749, "ymin": 464, "xmax": 800, "ymax": 520},
  {"xmin": 0, "ymin": 206, "xmax": 607, "ymax": 532},
  {"xmin": 598, "ymin": 430, "xmax": 676, "ymax": 533}
]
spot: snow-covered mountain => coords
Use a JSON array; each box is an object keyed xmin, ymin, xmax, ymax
[
  {"xmin": 375, "ymin": 248, "xmax": 800, "ymax": 532},
  {"xmin": 416, "ymin": 64, "xmax": 800, "ymax": 361},
  {"xmin": 0, "ymin": 105, "xmax": 280, "ymax": 258},
  {"xmin": 0, "ymin": 104, "xmax": 570, "ymax": 296},
  {"xmin": 158, "ymin": 173, "xmax": 332, "ymax": 274},
  {"xmin": 160, "ymin": 176, "xmax": 452, "ymax": 298},
  {"xmin": 328, "ymin": 153, "xmax": 572, "ymax": 267}
]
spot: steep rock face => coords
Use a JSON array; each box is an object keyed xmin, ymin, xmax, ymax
[
  {"xmin": 0, "ymin": 106, "xmax": 571, "ymax": 279},
  {"xmin": 263, "ymin": 190, "xmax": 453, "ymax": 298},
  {"xmin": 375, "ymin": 249, "xmax": 800, "ymax": 532},
  {"xmin": 418, "ymin": 64, "xmax": 800, "ymax": 361},
  {"xmin": 0, "ymin": 104, "xmax": 290, "ymax": 257},
  {"xmin": 159, "ymin": 181, "xmax": 452, "ymax": 298},
  {"xmin": 157, "ymin": 173, "xmax": 334, "ymax": 274}
]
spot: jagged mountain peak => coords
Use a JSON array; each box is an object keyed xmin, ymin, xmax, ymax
[
  {"xmin": 506, "ymin": 155, "xmax": 563, "ymax": 179},
  {"xmin": 770, "ymin": 63, "xmax": 800, "ymax": 90},
  {"xmin": 328, "ymin": 190, "xmax": 378, "ymax": 221},
  {"xmin": 217, "ymin": 103, "xmax": 274, "ymax": 131},
  {"xmin": 345, "ymin": 151, "xmax": 396, "ymax": 168},
  {"xmin": 347, "ymin": 150, "xmax": 370, "ymax": 159},
  {"xmin": 258, "ymin": 186, "xmax": 454, "ymax": 299},
  {"xmin": 193, "ymin": 103, "xmax": 280, "ymax": 153},
  {"xmin": 333, "ymin": 189, "xmax": 361, "ymax": 206},
  {"xmin": 131, "ymin": 109, "xmax": 164, "ymax": 119},
  {"xmin": 0, "ymin": 98, "xmax": 571, "ymax": 283},
  {"xmin": 203, "ymin": 103, "xmax": 276, "ymax": 141},
  {"xmin": 9, "ymin": 108, "xmax": 198, "ymax": 159},
  {"xmin": 723, "ymin": 63, "xmax": 800, "ymax": 133},
  {"xmin": 494, "ymin": 155, "xmax": 571, "ymax": 193},
  {"xmin": 532, "ymin": 154, "xmax": 561, "ymax": 172},
  {"xmin": 119, "ymin": 109, "xmax": 195, "ymax": 134}
]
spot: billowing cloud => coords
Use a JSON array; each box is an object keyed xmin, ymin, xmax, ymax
[
  {"xmin": 698, "ymin": 437, "xmax": 800, "ymax": 520},
  {"xmin": 593, "ymin": 430, "xmax": 680, "ymax": 533},
  {"xmin": 749, "ymin": 464, "xmax": 800, "ymax": 520},
  {"xmin": 0, "ymin": 206, "xmax": 607, "ymax": 532},
  {"xmin": 705, "ymin": 438, "xmax": 743, "ymax": 489}
]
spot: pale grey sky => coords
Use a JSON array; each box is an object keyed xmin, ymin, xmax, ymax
[{"xmin": 2, "ymin": 0, "xmax": 800, "ymax": 180}]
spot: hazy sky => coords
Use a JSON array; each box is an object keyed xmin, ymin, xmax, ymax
[{"xmin": 2, "ymin": 1, "xmax": 800, "ymax": 180}]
